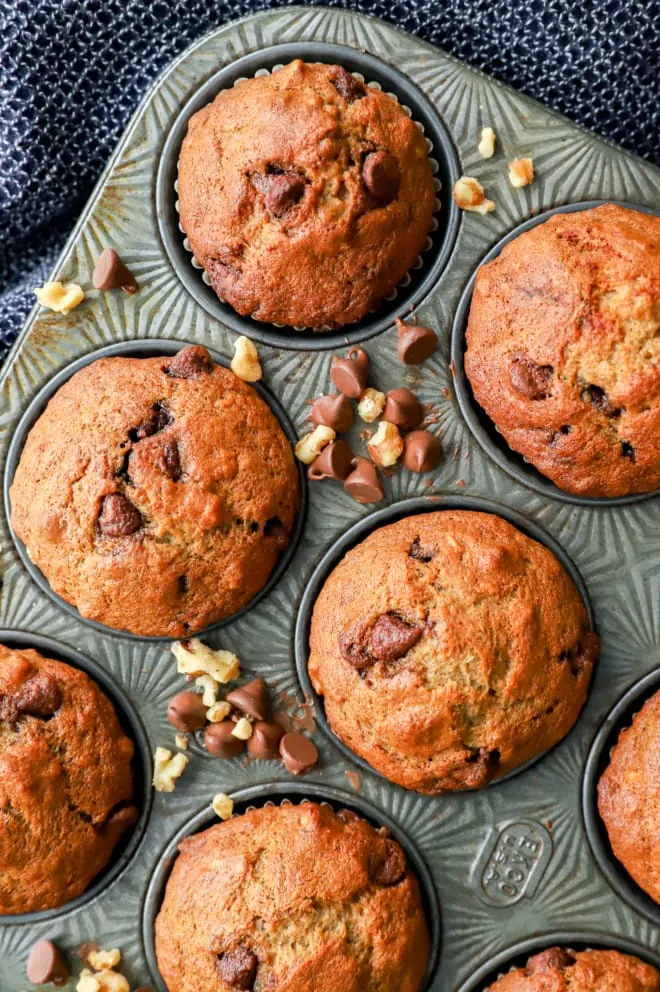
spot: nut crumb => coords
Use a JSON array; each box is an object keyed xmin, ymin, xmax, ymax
[
  {"xmin": 175, "ymin": 734, "xmax": 189, "ymax": 750},
  {"xmin": 508, "ymin": 157, "xmax": 534, "ymax": 187},
  {"xmin": 478, "ymin": 127, "xmax": 496, "ymax": 158},
  {"xmin": 231, "ymin": 716, "xmax": 253, "ymax": 740},
  {"xmin": 195, "ymin": 673, "xmax": 219, "ymax": 706},
  {"xmin": 172, "ymin": 639, "xmax": 240, "ymax": 684},
  {"xmin": 212, "ymin": 792, "xmax": 234, "ymax": 820},
  {"xmin": 357, "ymin": 388, "xmax": 386, "ymax": 423},
  {"xmin": 452, "ymin": 176, "xmax": 495, "ymax": 214},
  {"xmin": 367, "ymin": 421, "xmax": 404, "ymax": 467},
  {"xmin": 230, "ymin": 335, "xmax": 262, "ymax": 382},
  {"xmin": 88, "ymin": 950, "xmax": 121, "ymax": 972},
  {"xmin": 35, "ymin": 281, "xmax": 85, "ymax": 314},
  {"xmin": 295, "ymin": 425, "xmax": 336, "ymax": 464},
  {"xmin": 153, "ymin": 746, "xmax": 189, "ymax": 793},
  {"xmin": 206, "ymin": 700, "xmax": 232, "ymax": 723},
  {"xmin": 76, "ymin": 971, "xmax": 129, "ymax": 992}
]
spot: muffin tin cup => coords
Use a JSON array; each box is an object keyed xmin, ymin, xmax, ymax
[
  {"xmin": 3, "ymin": 338, "xmax": 308, "ymax": 643},
  {"xmin": 455, "ymin": 931, "xmax": 660, "ymax": 992},
  {"xmin": 141, "ymin": 781, "xmax": 442, "ymax": 992},
  {"xmin": 294, "ymin": 494, "xmax": 595, "ymax": 792},
  {"xmin": 0, "ymin": 629, "xmax": 152, "ymax": 926},
  {"xmin": 157, "ymin": 41, "xmax": 461, "ymax": 351},
  {"xmin": 450, "ymin": 199, "xmax": 660, "ymax": 507},
  {"xmin": 582, "ymin": 666, "xmax": 660, "ymax": 925}
]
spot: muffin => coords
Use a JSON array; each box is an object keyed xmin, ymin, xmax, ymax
[
  {"xmin": 308, "ymin": 510, "xmax": 598, "ymax": 794},
  {"xmin": 598, "ymin": 688, "xmax": 660, "ymax": 903},
  {"xmin": 177, "ymin": 60, "xmax": 436, "ymax": 329},
  {"xmin": 486, "ymin": 947, "xmax": 660, "ymax": 990},
  {"xmin": 155, "ymin": 802, "xmax": 429, "ymax": 992},
  {"xmin": 10, "ymin": 345, "xmax": 299, "ymax": 637},
  {"xmin": 465, "ymin": 204, "xmax": 660, "ymax": 498},
  {"xmin": 0, "ymin": 643, "xmax": 137, "ymax": 914}
]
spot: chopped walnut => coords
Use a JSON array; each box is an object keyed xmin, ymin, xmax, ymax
[
  {"xmin": 153, "ymin": 746, "xmax": 189, "ymax": 793},
  {"xmin": 175, "ymin": 734, "xmax": 189, "ymax": 750},
  {"xmin": 206, "ymin": 700, "xmax": 232, "ymax": 723},
  {"xmin": 76, "ymin": 971, "xmax": 129, "ymax": 992},
  {"xmin": 212, "ymin": 792, "xmax": 234, "ymax": 820},
  {"xmin": 357, "ymin": 388, "xmax": 386, "ymax": 423},
  {"xmin": 230, "ymin": 335, "xmax": 262, "ymax": 382},
  {"xmin": 195, "ymin": 673, "xmax": 219, "ymax": 707},
  {"xmin": 88, "ymin": 949, "xmax": 121, "ymax": 972},
  {"xmin": 231, "ymin": 716, "xmax": 253, "ymax": 740},
  {"xmin": 35, "ymin": 281, "xmax": 85, "ymax": 314},
  {"xmin": 295, "ymin": 425, "xmax": 336, "ymax": 464},
  {"xmin": 172, "ymin": 638, "xmax": 240, "ymax": 684},
  {"xmin": 452, "ymin": 176, "xmax": 495, "ymax": 214},
  {"xmin": 478, "ymin": 127, "xmax": 496, "ymax": 158},
  {"xmin": 367, "ymin": 422, "xmax": 404, "ymax": 467},
  {"xmin": 508, "ymin": 157, "xmax": 534, "ymax": 187}
]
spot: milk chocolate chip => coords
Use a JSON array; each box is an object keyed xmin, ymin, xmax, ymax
[
  {"xmin": 17, "ymin": 674, "xmax": 62, "ymax": 717},
  {"xmin": 98, "ymin": 493, "xmax": 142, "ymax": 537},
  {"xmin": 163, "ymin": 441, "xmax": 182, "ymax": 481},
  {"xmin": 167, "ymin": 691, "xmax": 207, "ymax": 732},
  {"xmin": 396, "ymin": 318, "xmax": 438, "ymax": 365},
  {"xmin": 166, "ymin": 345, "xmax": 213, "ymax": 379},
  {"xmin": 92, "ymin": 248, "xmax": 138, "ymax": 294},
  {"xmin": 216, "ymin": 947, "xmax": 258, "ymax": 990},
  {"xmin": 363, "ymin": 150, "xmax": 401, "ymax": 203},
  {"xmin": 373, "ymin": 839, "xmax": 407, "ymax": 886},
  {"xmin": 370, "ymin": 614, "xmax": 424, "ymax": 662},
  {"xmin": 205, "ymin": 722, "xmax": 246, "ymax": 759},
  {"xmin": 252, "ymin": 170, "xmax": 306, "ymax": 217},
  {"xmin": 310, "ymin": 393, "xmax": 354, "ymax": 433},
  {"xmin": 131, "ymin": 401, "xmax": 172, "ymax": 441},
  {"xmin": 331, "ymin": 65, "xmax": 366, "ymax": 102},
  {"xmin": 26, "ymin": 939, "xmax": 69, "ymax": 987},
  {"xmin": 330, "ymin": 347, "xmax": 369, "ymax": 398},
  {"xmin": 279, "ymin": 731, "xmax": 319, "ymax": 774},
  {"xmin": 509, "ymin": 356, "xmax": 553, "ymax": 400},
  {"xmin": 226, "ymin": 679, "xmax": 268, "ymax": 722},
  {"xmin": 247, "ymin": 721, "xmax": 283, "ymax": 760},
  {"xmin": 526, "ymin": 948, "xmax": 576, "ymax": 975},
  {"xmin": 580, "ymin": 383, "xmax": 621, "ymax": 417},
  {"xmin": 402, "ymin": 430, "xmax": 442, "ymax": 473},
  {"xmin": 344, "ymin": 457, "xmax": 383, "ymax": 504},
  {"xmin": 383, "ymin": 388, "xmax": 423, "ymax": 431},
  {"xmin": 308, "ymin": 440, "xmax": 354, "ymax": 482}
]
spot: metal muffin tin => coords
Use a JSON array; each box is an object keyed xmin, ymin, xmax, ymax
[{"xmin": 0, "ymin": 6, "xmax": 658, "ymax": 990}]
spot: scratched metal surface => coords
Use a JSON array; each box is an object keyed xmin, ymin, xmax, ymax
[{"xmin": 0, "ymin": 7, "xmax": 659, "ymax": 991}]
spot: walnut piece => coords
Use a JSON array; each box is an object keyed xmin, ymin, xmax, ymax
[
  {"xmin": 231, "ymin": 716, "xmax": 253, "ymax": 740},
  {"xmin": 230, "ymin": 335, "xmax": 262, "ymax": 382},
  {"xmin": 508, "ymin": 157, "xmax": 534, "ymax": 187},
  {"xmin": 88, "ymin": 949, "xmax": 121, "ymax": 972},
  {"xmin": 452, "ymin": 176, "xmax": 495, "ymax": 214},
  {"xmin": 367, "ymin": 422, "xmax": 404, "ymax": 467},
  {"xmin": 195, "ymin": 673, "xmax": 219, "ymax": 706},
  {"xmin": 76, "ymin": 970, "xmax": 129, "ymax": 992},
  {"xmin": 153, "ymin": 746, "xmax": 189, "ymax": 793},
  {"xmin": 212, "ymin": 792, "xmax": 234, "ymax": 820},
  {"xmin": 478, "ymin": 127, "xmax": 496, "ymax": 158},
  {"xmin": 295, "ymin": 425, "xmax": 336, "ymax": 464},
  {"xmin": 358, "ymin": 388, "xmax": 386, "ymax": 423},
  {"xmin": 35, "ymin": 281, "xmax": 85, "ymax": 314},
  {"xmin": 206, "ymin": 700, "xmax": 232, "ymax": 723},
  {"xmin": 175, "ymin": 733, "xmax": 189, "ymax": 750},
  {"xmin": 172, "ymin": 638, "xmax": 240, "ymax": 684}
]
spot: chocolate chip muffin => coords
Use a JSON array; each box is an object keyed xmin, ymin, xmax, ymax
[
  {"xmin": 465, "ymin": 204, "xmax": 660, "ymax": 497},
  {"xmin": 598, "ymin": 688, "xmax": 660, "ymax": 903},
  {"xmin": 0, "ymin": 644, "xmax": 137, "ymax": 914},
  {"xmin": 177, "ymin": 60, "xmax": 436, "ymax": 329},
  {"xmin": 155, "ymin": 801, "xmax": 429, "ymax": 992},
  {"xmin": 10, "ymin": 345, "xmax": 299, "ymax": 637},
  {"xmin": 308, "ymin": 511, "xmax": 597, "ymax": 794},
  {"xmin": 487, "ymin": 947, "xmax": 660, "ymax": 990}
]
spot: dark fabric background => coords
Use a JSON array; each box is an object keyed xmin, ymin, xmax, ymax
[{"xmin": 0, "ymin": 0, "xmax": 658, "ymax": 363}]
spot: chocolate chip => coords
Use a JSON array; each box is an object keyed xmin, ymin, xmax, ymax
[
  {"xmin": 163, "ymin": 441, "xmax": 182, "ymax": 481},
  {"xmin": 167, "ymin": 691, "xmax": 207, "ymax": 732},
  {"xmin": 362, "ymin": 150, "xmax": 401, "ymax": 203},
  {"xmin": 130, "ymin": 401, "xmax": 172, "ymax": 441},
  {"xmin": 247, "ymin": 720, "xmax": 284, "ymax": 760},
  {"xmin": 409, "ymin": 537, "xmax": 434, "ymax": 562},
  {"xmin": 330, "ymin": 65, "xmax": 366, "ymax": 102},
  {"xmin": 279, "ymin": 731, "xmax": 319, "ymax": 775},
  {"xmin": 509, "ymin": 356, "xmax": 554, "ymax": 400},
  {"xmin": 17, "ymin": 674, "xmax": 62, "ymax": 717},
  {"xmin": 206, "ymin": 257, "xmax": 242, "ymax": 301},
  {"xmin": 621, "ymin": 440, "xmax": 636, "ymax": 461},
  {"xmin": 308, "ymin": 440, "xmax": 354, "ymax": 482},
  {"xmin": 383, "ymin": 388, "xmax": 423, "ymax": 431},
  {"xmin": 373, "ymin": 839, "xmax": 407, "ymax": 886},
  {"xmin": 370, "ymin": 614, "xmax": 424, "ymax": 662},
  {"xmin": 165, "ymin": 345, "xmax": 213, "ymax": 379},
  {"xmin": 251, "ymin": 170, "xmax": 306, "ymax": 217},
  {"xmin": 401, "ymin": 430, "xmax": 442, "ymax": 473},
  {"xmin": 92, "ymin": 248, "xmax": 138, "ymax": 295},
  {"xmin": 344, "ymin": 457, "xmax": 383, "ymax": 504},
  {"xmin": 463, "ymin": 747, "xmax": 500, "ymax": 788},
  {"xmin": 330, "ymin": 347, "xmax": 369, "ymax": 398},
  {"xmin": 395, "ymin": 318, "xmax": 438, "ymax": 365},
  {"xmin": 310, "ymin": 393, "xmax": 354, "ymax": 433},
  {"xmin": 581, "ymin": 383, "xmax": 620, "ymax": 417},
  {"xmin": 26, "ymin": 940, "xmax": 69, "ymax": 987},
  {"xmin": 264, "ymin": 517, "xmax": 287, "ymax": 544},
  {"xmin": 339, "ymin": 621, "xmax": 377, "ymax": 671},
  {"xmin": 98, "ymin": 493, "xmax": 142, "ymax": 537},
  {"xmin": 204, "ymin": 721, "xmax": 246, "ymax": 759},
  {"xmin": 226, "ymin": 679, "xmax": 269, "ymax": 722},
  {"xmin": 177, "ymin": 575, "xmax": 189, "ymax": 594},
  {"xmin": 526, "ymin": 948, "xmax": 576, "ymax": 975},
  {"xmin": 216, "ymin": 947, "xmax": 258, "ymax": 990}
]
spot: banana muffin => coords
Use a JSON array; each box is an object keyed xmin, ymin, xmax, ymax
[
  {"xmin": 465, "ymin": 204, "xmax": 660, "ymax": 498},
  {"xmin": 10, "ymin": 345, "xmax": 299, "ymax": 637},
  {"xmin": 487, "ymin": 947, "xmax": 660, "ymax": 990},
  {"xmin": 155, "ymin": 801, "xmax": 429, "ymax": 992},
  {"xmin": 598, "ymin": 688, "xmax": 660, "ymax": 903},
  {"xmin": 0, "ymin": 644, "xmax": 137, "ymax": 914},
  {"xmin": 308, "ymin": 510, "xmax": 598, "ymax": 794},
  {"xmin": 177, "ymin": 60, "xmax": 436, "ymax": 329}
]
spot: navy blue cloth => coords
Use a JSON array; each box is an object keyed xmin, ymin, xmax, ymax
[{"xmin": 0, "ymin": 0, "xmax": 658, "ymax": 362}]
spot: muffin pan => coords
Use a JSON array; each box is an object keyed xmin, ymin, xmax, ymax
[{"xmin": 0, "ymin": 6, "xmax": 658, "ymax": 990}]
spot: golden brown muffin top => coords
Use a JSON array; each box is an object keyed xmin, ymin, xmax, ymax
[
  {"xmin": 178, "ymin": 60, "xmax": 436, "ymax": 329},
  {"xmin": 488, "ymin": 947, "xmax": 660, "ymax": 990},
  {"xmin": 10, "ymin": 346, "xmax": 300, "ymax": 637},
  {"xmin": 309, "ymin": 511, "xmax": 597, "ymax": 794},
  {"xmin": 465, "ymin": 204, "xmax": 660, "ymax": 497},
  {"xmin": 598, "ymin": 688, "xmax": 660, "ymax": 903},
  {"xmin": 155, "ymin": 802, "xmax": 429, "ymax": 992},
  {"xmin": 0, "ymin": 644, "xmax": 136, "ymax": 914}
]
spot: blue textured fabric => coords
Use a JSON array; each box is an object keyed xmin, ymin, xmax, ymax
[{"xmin": 0, "ymin": 0, "xmax": 658, "ymax": 362}]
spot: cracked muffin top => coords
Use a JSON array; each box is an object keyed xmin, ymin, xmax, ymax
[
  {"xmin": 9, "ymin": 345, "xmax": 300, "ymax": 637},
  {"xmin": 155, "ymin": 801, "xmax": 429, "ymax": 992},
  {"xmin": 488, "ymin": 947, "xmax": 660, "ymax": 990},
  {"xmin": 465, "ymin": 204, "xmax": 660, "ymax": 498},
  {"xmin": 598, "ymin": 688, "xmax": 660, "ymax": 904},
  {"xmin": 0, "ymin": 644, "xmax": 137, "ymax": 914},
  {"xmin": 177, "ymin": 60, "xmax": 436, "ymax": 329},
  {"xmin": 308, "ymin": 510, "xmax": 598, "ymax": 794}
]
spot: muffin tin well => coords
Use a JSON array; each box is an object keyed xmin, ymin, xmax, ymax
[
  {"xmin": 3, "ymin": 338, "xmax": 308, "ymax": 642},
  {"xmin": 0, "ymin": 5, "xmax": 659, "ymax": 990},
  {"xmin": 157, "ymin": 41, "xmax": 460, "ymax": 351}
]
